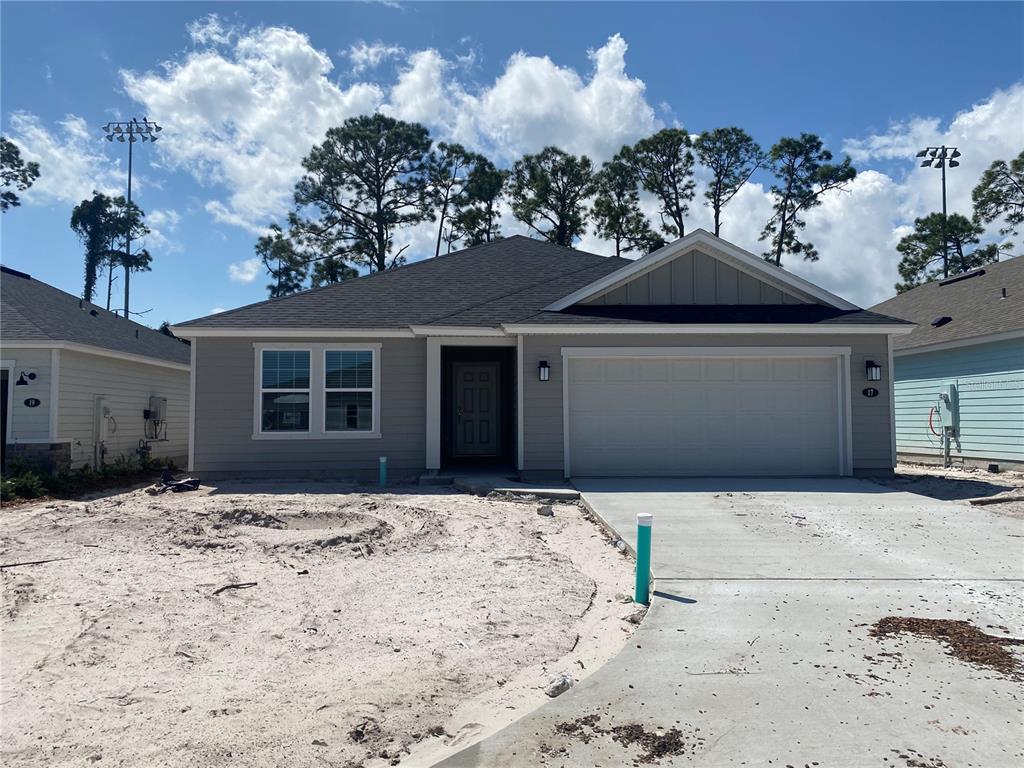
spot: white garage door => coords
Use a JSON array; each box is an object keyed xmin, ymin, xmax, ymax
[{"xmin": 567, "ymin": 353, "xmax": 844, "ymax": 476}]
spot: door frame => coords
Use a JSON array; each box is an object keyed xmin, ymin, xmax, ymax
[
  {"xmin": 425, "ymin": 336, "xmax": 517, "ymax": 472},
  {"xmin": 560, "ymin": 346, "xmax": 853, "ymax": 478}
]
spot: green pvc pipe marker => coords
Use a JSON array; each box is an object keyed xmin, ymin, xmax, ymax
[
  {"xmin": 635, "ymin": 512, "xmax": 653, "ymax": 604},
  {"xmin": 379, "ymin": 456, "xmax": 387, "ymax": 487}
]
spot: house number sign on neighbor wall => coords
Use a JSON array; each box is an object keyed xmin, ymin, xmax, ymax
[
  {"xmin": 24, "ymin": 398, "xmax": 41, "ymax": 408},
  {"xmin": 862, "ymin": 388, "xmax": 879, "ymax": 398}
]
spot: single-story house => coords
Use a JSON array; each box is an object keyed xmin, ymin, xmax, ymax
[
  {"xmin": 870, "ymin": 256, "xmax": 1023, "ymax": 469},
  {"xmin": 1, "ymin": 265, "xmax": 191, "ymax": 471},
  {"xmin": 170, "ymin": 231, "xmax": 913, "ymax": 481}
]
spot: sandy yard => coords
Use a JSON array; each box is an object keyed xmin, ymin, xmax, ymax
[
  {"xmin": 879, "ymin": 461, "xmax": 1024, "ymax": 518},
  {"xmin": 0, "ymin": 483, "xmax": 639, "ymax": 767}
]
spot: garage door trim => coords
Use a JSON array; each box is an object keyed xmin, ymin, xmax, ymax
[{"xmin": 560, "ymin": 346, "xmax": 853, "ymax": 478}]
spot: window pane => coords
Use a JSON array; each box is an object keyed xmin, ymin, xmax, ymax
[
  {"xmin": 326, "ymin": 350, "xmax": 373, "ymax": 389},
  {"xmin": 261, "ymin": 393, "xmax": 310, "ymax": 432},
  {"xmin": 262, "ymin": 350, "xmax": 310, "ymax": 389},
  {"xmin": 325, "ymin": 392, "xmax": 373, "ymax": 431}
]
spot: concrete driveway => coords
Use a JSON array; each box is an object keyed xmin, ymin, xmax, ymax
[{"xmin": 437, "ymin": 478, "xmax": 1024, "ymax": 767}]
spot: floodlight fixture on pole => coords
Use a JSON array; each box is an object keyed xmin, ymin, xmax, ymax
[
  {"xmin": 916, "ymin": 146, "xmax": 961, "ymax": 278},
  {"xmin": 101, "ymin": 118, "xmax": 161, "ymax": 317}
]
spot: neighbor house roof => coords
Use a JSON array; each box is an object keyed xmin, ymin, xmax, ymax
[
  {"xmin": 1, "ymin": 265, "xmax": 191, "ymax": 366},
  {"xmin": 870, "ymin": 256, "xmax": 1024, "ymax": 352},
  {"xmin": 174, "ymin": 235, "xmax": 908, "ymax": 334}
]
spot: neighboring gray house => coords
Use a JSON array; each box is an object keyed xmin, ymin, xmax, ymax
[
  {"xmin": 1, "ymin": 265, "xmax": 191, "ymax": 471},
  {"xmin": 870, "ymin": 256, "xmax": 1023, "ymax": 468},
  {"xmin": 171, "ymin": 231, "xmax": 913, "ymax": 481}
]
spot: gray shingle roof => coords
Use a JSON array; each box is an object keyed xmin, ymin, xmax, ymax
[
  {"xmin": 173, "ymin": 234, "xmax": 908, "ymax": 333},
  {"xmin": 1, "ymin": 266, "xmax": 191, "ymax": 365},
  {"xmin": 869, "ymin": 256, "xmax": 1024, "ymax": 351},
  {"xmin": 175, "ymin": 236, "xmax": 632, "ymax": 329}
]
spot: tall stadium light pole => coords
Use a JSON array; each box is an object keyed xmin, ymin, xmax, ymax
[
  {"xmin": 102, "ymin": 118, "xmax": 161, "ymax": 318},
  {"xmin": 916, "ymin": 145, "xmax": 961, "ymax": 278}
]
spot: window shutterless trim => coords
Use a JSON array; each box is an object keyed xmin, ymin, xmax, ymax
[
  {"xmin": 254, "ymin": 346, "xmax": 313, "ymax": 436},
  {"xmin": 251, "ymin": 342, "xmax": 382, "ymax": 440},
  {"xmin": 323, "ymin": 348, "xmax": 380, "ymax": 434}
]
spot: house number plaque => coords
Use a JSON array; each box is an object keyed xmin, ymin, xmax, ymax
[
  {"xmin": 24, "ymin": 398, "xmax": 41, "ymax": 408},
  {"xmin": 862, "ymin": 388, "xmax": 879, "ymax": 398}
]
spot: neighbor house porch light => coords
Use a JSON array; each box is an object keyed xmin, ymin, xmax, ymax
[
  {"xmin": 865, "ymin": 360, "xmax": 882, "ymax": 381},
  {"xmin": 538, "ymin": 360, "xmax": 550, "ymax": 382}
]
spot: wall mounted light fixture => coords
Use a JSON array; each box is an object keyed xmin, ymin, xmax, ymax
[
  {"xmin": 538, "ymin": 360, "xmax": 550, "ymax": 382},
  {"xmin": 865, "ymin": 360, "xmax": 882, "ymax": 381}
]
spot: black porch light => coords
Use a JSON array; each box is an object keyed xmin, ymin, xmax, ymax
[
  {"xmin": 538, "ymin": 360, "xmax": 550, "ymax": 382},
  {"xmin": 865, "ymin": 360, "xmax": 882, "ymax": 382}
]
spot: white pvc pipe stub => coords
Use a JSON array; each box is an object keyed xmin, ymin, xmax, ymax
[{"xmin": 637, "ymin": 513, "xmax": 654, "ymax": 527}]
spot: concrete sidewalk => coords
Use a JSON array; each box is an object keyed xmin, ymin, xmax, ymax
[{"xmin": 435, "ymin": 478, "xmax": 1024, "ymax": 767}]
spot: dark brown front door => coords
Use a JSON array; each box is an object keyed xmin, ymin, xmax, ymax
[{"xmin": 453, "ymin": 362, "xmax": 500, "ymax": 457}]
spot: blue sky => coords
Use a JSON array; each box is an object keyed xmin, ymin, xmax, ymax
[{"xmin": 2, "ymin": 1, "xmax": 1022, "ymax": 325}]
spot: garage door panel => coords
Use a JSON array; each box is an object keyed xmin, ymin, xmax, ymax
[{"xmin": 568, "ymin": 354, "xmax": 841, "ymax": 477}]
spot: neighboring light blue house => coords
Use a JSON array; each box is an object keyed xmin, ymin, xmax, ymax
[{"xmin": 871, "ymin": 256, "xmax": 1023, "ymax": 469}]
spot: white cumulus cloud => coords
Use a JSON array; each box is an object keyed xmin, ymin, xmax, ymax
[
  {"xmin": 5, "ymin": 112, "xmax": 123, "ymax": 204},
  {"xmin": 228, "ymin": 257, "xmax": 261, "ymax": 283}
]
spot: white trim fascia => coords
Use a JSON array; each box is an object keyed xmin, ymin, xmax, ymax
[
  {"xmin": 544, "ymin": 230, "xmax": 859, "ymax": 311},
  {"xmin": 48, "ymin": 349, "xmax": 60, "ymax": 441},
  {"xmin": 516, "ymin": 334, "xmax": 524, "ymax": 472},
  {"xmin": 893, "ymin": 328, "xmax": 1024, "ymax": 357},
  {"xmin": 188, "ymin": 340, "xmax": 197, "ymax": 472},
  {"xmin": 887, "ymin": 334, "xmax": 896, "ymax": 469},
  {"xmin": 0, "ymin": 341, "xmax": 190, "ymax": 371},
  {"xmin": 502, "ymin": 323, "xmax": 914, "ymax": 336},
  {"xmin": 560, "ymin": 345, "xmax": 854, "ymax": 479},
  {"xmin": 423, "ymin": 335, "xmax": 516, "ymax": 347},
  {"xmin": 409, "ymin": 326, "xmax": 507, "ymax": 337},
  {"xmin": 170, "ymin": 327, "xmax": 415, "ymax": 339},
  {"xmin": 251, "ymin": 342, "xmax": 383, "ymax": 441}
]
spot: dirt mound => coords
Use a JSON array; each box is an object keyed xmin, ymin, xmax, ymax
[
  {"xmin": 217, "ymin": 509, "xmax": 285, "ymax": 528},
  {"xmin": 870, "ymin": 616, "xmax": 1024, "ymax": 679}
]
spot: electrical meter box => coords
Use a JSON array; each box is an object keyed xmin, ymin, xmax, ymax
[
  {"xmin": 937, "ymin": 383, "xmax": 959, "ymax": 430},
  {"xmin": 147, "ymin": 396, "xmax": 167, "ymax": 421}
]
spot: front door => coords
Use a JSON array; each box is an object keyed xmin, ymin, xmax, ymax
[{"xmin": 453, "ymin": 362, "xmax": 500, "ymax": 457}]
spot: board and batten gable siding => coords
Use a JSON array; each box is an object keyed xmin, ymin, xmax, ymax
[
  {"xmin": 192, "ymin": 337, "xmax": 426, "ymax": 479},
  {"xmin": 57, "ymin": 349, "xmax": 189, "ymax": 467},
  {"xmin": 520, "ymin": 333, "xmax": 894, "ymax": 477},
  {"xmin": 582, "ymin": 249, "xmax": 810, "ymax": 306},
  {"xmin": 893, "ymin": 337, "xmax": 1024, "ymax": 464},
  {"xmin": 2, "ymin": 348, "xmax": 53, "ymax": 441}
]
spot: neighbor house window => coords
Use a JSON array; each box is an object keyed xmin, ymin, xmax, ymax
[
  {"xmin": 325, "ymin": 350, "xmax": 374, "ymax": 432},
  {"xmin": 260, "ymin": 350, "xmax": 311, "ymax": 432}
]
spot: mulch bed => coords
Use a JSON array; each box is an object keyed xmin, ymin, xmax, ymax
[
  {"xmin": 551, "ymin": 714, "xmax": 703, "ymax": 765},
  {"xmin": 870, "ymin": 616, "xmax": 1024, "ymax": 680}
]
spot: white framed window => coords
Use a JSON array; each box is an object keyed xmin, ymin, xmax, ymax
[
  {"xmin": 253, "ymin": 343, "xmax": 381, "ymax": 440},
  {"xmin": 325, "ymin": 349, "xmax": 376, "ymax": 432},
  {"xmin": 258, "ymin": 349, "xmax": 311, "ymax": 434}
]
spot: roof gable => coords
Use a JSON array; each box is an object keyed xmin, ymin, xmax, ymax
[{"xmin": 546, "ymin": 230, "xmax": 859, "ymax": 311}]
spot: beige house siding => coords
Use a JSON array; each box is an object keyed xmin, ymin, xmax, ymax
[
  {"xmin": 192, "ymin": 337, "xmax": 426, "ymax": 479},
  {"xmin": 2, "ymin": 348, "xmax": 53, "ymax": 442},
  {"xmin": 520, "ymin": 333, "xmax": 894, "ymax": 478},
  {"xmin": 582, "ymin": 249, "xmax": 811, "ymax": 306},
  {"xmin": 58, "ymin": 349, "xmax": 189, "ymax": 467}
]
